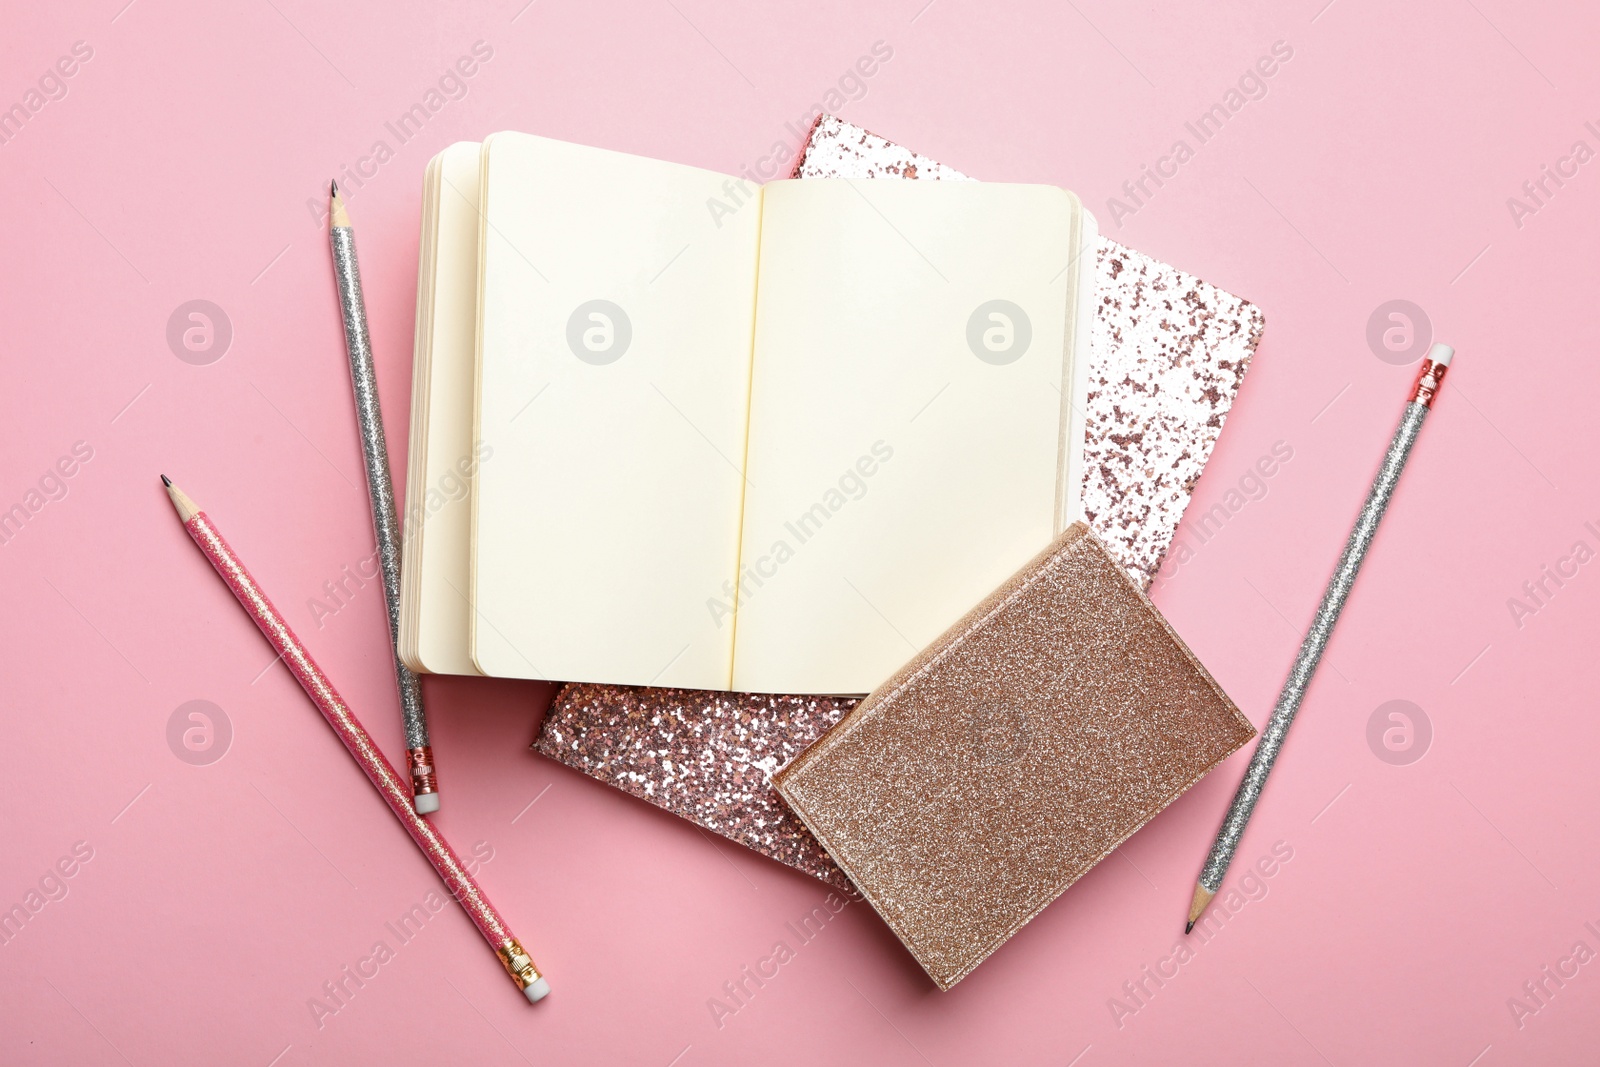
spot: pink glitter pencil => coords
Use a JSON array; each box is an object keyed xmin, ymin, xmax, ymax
[{"xmin": 160, "ymin": 476, "xmax": 549, "ymax": 1004}]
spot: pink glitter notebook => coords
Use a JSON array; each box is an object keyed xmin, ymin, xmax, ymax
[{"xmin": 535, "ymin": 117, "xmax": 1265, "ymax": 887}]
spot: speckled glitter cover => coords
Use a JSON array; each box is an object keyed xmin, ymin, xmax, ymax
[
  {"xmin": 535, "ymin": 117, "xmax": 1264, "ymax": 889},
  {"xmin": 794, "ymin": 114, "xmax": 1264, "ymax": 587},
  {"xmin": 536, "ymin": 686, "xmax": 857, "ymax": 888},
  {"xmin": 773, "ymin": 524, "xmax": 1255, "ymax": 989}
]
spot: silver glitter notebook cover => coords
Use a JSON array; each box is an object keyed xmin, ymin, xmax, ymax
[{"xmin": 536, "ymin": 116, "xmax": 1265, "ymax": 886}]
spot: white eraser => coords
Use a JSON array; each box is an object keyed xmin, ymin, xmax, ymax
[
  {"xmin": 1427, "ymin": 342, "xmax": 1454, "ymax": 366},
  {"xmin": 413, "ymin": 792, "xmax": 441, "ymax": 815},
  {"xmin": 524, "ymin": 976, "xmax": 551, "ymax": 1003}
]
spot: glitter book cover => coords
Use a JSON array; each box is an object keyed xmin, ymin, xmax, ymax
[
  {"xmin": 774, "ymin": 524, "xmax": 1256, "ymax": 989},
  {"xmin": 538, "ymin": 686, "xmax": 856, "ymax": 888}
]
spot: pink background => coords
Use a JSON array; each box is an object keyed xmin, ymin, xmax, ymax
[{"xmin": 1, "ymin": 1, "xmax": 1595, "ymax": 1063}]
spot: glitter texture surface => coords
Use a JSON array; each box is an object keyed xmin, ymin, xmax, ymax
[
  {"xmin": 535, "ymin": 116, "xmax": 1265, "ymax": 888},
  {"xmin": 183, "ymin": 510, "xmax": 533, "ymax": 967},
  {"xmin": 536, "ymin": 685, "xmax": 857, "ymax": 888},
  {"xmin": 1198, "ymin": 399, "xmax": 1431, "ymax": 892},
  {"xmin": 774, "ymin": 524, "xmax": 1256, "ymax": 989},
  {"xmin": 331, "ymin": 224, "xmax": 431, "ymax": 757}
]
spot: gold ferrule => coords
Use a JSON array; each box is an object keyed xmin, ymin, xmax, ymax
[
  {"xmin": 407, "ymin": 745, "xmax": 438, "ymax": 795},
  {"xmin": 1409, "ymin": 358, "xmax": 1448, "ymax": 408},
  {"xmin": 495, "ymin": 939, "xmax": 543, "ymax": 989}
]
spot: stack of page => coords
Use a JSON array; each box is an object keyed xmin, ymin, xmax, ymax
[{"xmin": 399, "ymin": 132, "xmax": 1097, "ymax": 695}]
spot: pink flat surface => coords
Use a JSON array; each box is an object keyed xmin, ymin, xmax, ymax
[{"xmin": 1, "ymin": 2, "xmax": 1594, "ymax": 1064}]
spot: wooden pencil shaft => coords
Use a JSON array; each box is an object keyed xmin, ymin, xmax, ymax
[
  {"xmin": 1191, "ymin": 360, "xmax": 1445, "ymax": 917},
  {"xmin": 328, "ymin": 191, "xmax": 434, "ymax": 776},
  {"xmin": 160, "ymin": 481, "xmax": 543, "ymax": 998}
]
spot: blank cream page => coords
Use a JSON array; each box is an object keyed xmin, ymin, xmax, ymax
[
  {"xmin": 397, "ymin": 150, "xmax": 443, "ymax": 674},
  {"xmin": 407, "ymin": 141, "xmax": 484, "ymax": 677},
  {"xmin": 731, "ymin": 179, "xmax": 1083, "ymax": 694},
  {"xmin": 471, "ymin": 133, "xmax": 762, "ymax": 688}
]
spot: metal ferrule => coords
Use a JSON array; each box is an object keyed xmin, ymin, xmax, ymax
[
  {"xmin": 407, "ymin": 746, "xmax": 438, "ymax": 796},
  {"xmin": 1409, "ymin": 357, "xmax": 1448, "ymax": 408},
  {"xmin": 496, "ymin": 939, "xmax": 544, "ymax": 990}
]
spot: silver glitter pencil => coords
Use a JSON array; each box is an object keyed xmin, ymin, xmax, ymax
[
  {"xmin": 1186, "ymin": 343, "xmax": 1454, "ymax": 933},
  {"xmin": 330, "ymin": 182, "xmax": 439, "ymax": 814}
]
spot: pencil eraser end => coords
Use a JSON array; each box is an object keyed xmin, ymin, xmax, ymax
[
  {"xmin": 524, "ymin": 977, "xmax": 551, "ymax": 1003},
  {"xmin": 1427, "ymin": 342, "xmax": 1454, "ymax": 366},
  {"xmin": 413, "ymin": 792, "xmax": 440, "ymax": 815}
]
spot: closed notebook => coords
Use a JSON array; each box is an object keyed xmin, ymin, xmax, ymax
[
  {"xmin": 401, "ymin": 131, "xmax": 1099, "ymax": 695},
  {"xmin": 773, "ymin": 523, "xmax": 1255, "ymax": 990}
]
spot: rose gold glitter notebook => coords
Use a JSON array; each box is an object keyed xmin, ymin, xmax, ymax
[
  {"xmin": 536, "ymin": 117, "xmax": 1265, "ymax": 887},
  {"xmin": 539, "ymin": 685, "xmax": 856, "ymax": 888},
  {"xmin": 773, "ymin": 523, "xmax": 1255, "ymax": 990}
]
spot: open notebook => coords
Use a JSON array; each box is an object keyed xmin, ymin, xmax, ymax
[{"xmin": 399, "ymin": 132, "xmax": 1097, "ymax": 694}]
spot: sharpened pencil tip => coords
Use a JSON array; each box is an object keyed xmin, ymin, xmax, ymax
[
  {"xmin": 1186, "ymin": 883, "xmax": 1215, "ymax": 932},
  {"xmin": 329, "ymin": 181, "xmax": 350, "ymax": 227},
  {"xmin": 1184, "ymin": 921, "xmax": 1195, "ymax": 935},
  {"xmin": 162, "ymin": 478, "xmax": 199, "ymax": 522}
]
